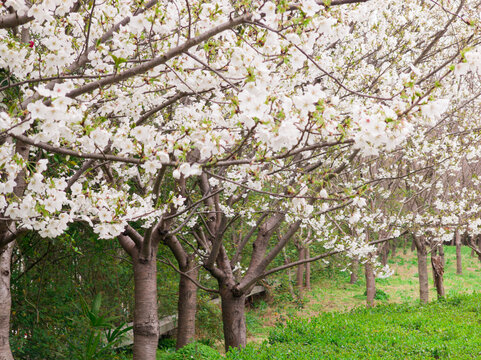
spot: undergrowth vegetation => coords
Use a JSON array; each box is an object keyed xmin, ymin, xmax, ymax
[
  {"xmin": 227, "ymin": 294, "xmax": 481, "ymax": 360},
  {"xmin": 158, "ymin": 293, "xmax": 481, "ymax": 359},
  {"xmin": 158, "ymin": 246, "xmax": 481, "ymax": 359}
]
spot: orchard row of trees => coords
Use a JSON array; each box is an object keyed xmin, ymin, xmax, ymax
[{"xmin": 2, "ymin": 0, "xmax": 481, "ymax": 359}]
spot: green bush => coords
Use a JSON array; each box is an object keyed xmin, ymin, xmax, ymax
[
  {"xmin": 158, "ymin": 338, "xmax": 177, "ymax": 350},
  {"xmin": 196, "ymin": 301, "xmax": 224, "ymax": 341},
  {"xmin": 353, "ymin": 288, "xmax": 390, "ymax": 301},
  {"xmin": 158, "ymin": 342, "xmax": 222, "ymax": 360},
  {"xmin": 367, "ymin": 288, "xmax": 389, "ymax": 300}
]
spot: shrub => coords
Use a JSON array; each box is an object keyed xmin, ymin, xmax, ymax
[{"xmin": 158, "ymin": 342, "xmax": 222, "ymax": 360}]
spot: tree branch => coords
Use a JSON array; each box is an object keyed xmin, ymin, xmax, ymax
[
  {"xmin": 239, "ymin": 231, "xmax": 407, "ymax": 292},
  {"xmin": 66, "ymin": 13, "xmax": 252, "ymax": 99},
  {"xmin": 0, "ymin": 12, "xmax": 33, "ymax": 30},
  {"xmin": 123, "ymin": 225, "xmax": 143, "ymax": 249},
  {"xmin": 10, "ymin": 134, "xmax": 148, "ymax": 165},
  {"xmin": 329, "ymin": 0, "xmax": 370, "ymax": 5},
  {"xmin": 135, "ymin": 92, "xmax": 187, "ymax": 126},
  {"xmin": 118, "ymin": 234, "xmax": 137, "ymax": 257},
  {"xmin": 159, "ymin": 255, "xmax": 219, "ymax": 293}
]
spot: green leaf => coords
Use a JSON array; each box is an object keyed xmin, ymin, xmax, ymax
[{"xmin": 110, "ymin": 53, "xmax": 127, "ymax": 70}]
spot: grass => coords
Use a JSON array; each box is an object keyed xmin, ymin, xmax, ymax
[
  {"xmin": 156, "ymin": 342, "xmax": 222, "ymax": 359},
  {"xmin": 159, "ymin": 245, "xmax": 481, "ymax": 358},
  {"xmin": 228, "ymin": 294, "xmax": 481, "ymax": 359},
  {"xmin": 245, "ymin": 245, "xmax": 481, "ymax": 342}
]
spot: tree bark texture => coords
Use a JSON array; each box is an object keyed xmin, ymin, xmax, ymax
[
  {"xmin": 0, "ymin": 243, "xmax": 14, "ymax": 360},
  {"xmin": 413, "ymin": 235, "xmax": 429, "ymax": 304},
  {"xmin": 133, "ymin": 251, "xmax": 159, "ymax": 360},
  {"xmin": 473, "ymin": 235, "xmax": 481, "ymax": 260},
  {"xmin": 365, "ymin": 262, "xmax": 375, "ymax": 308},
  {"xmin": 431, "ymin": 248, "xmax": 445, "ymax": 299},
  {"xmin": 350, "ymin": 256, "xmax": 359, "ymax": 284},
  {"xmin": 220, "ymin": 286, "xmax": 246, "ymax": 351},
  {"xmin": 455, "ymin": 229, "xmax": 462, "ymax": 274},
  {"xmin": 380, "ymin": 242, "xmax": 389, "ymax": 266},
  {"xmin": 283, "ymin": 248, "xmax": 296, "ymax": 298},
  {"xmin": 176, "ymin": 257, "xmax": 198, "ymax": 349},
  {"xmin": 296, "ymin": 247, "xmax": 306, "ymax": 289},
  {"xmin": 305, "ymin": 247, "xmax": 311, "ymax": 290},
  {"xmin": 438, "ymin": 243, "xmax": 445, "ymax": 267}
]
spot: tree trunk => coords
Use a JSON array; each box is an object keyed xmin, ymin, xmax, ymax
[
  {"xmin": 455, "ymin": 229, "xmax": 462, "ymax": 275},
  {"xmin": 296, "ymin": 247, "xmax": 305, "ymax": 289},
  {"xmin": 305, "ymin": 247, "xmax": 311, "ymax": 290},
  {"xmin": 176, "ymin": 257, "xmax": 198, "ymax": 349},
  {"xmin": 431, "ymin": 248, "xmax": 445, "ymax": 299},
  {"xmin": 380, "ymin": 242, "xmax": 389, "ymax": 266},
  {"xmin": 350, "ymin": 256, "xmax": 359, "ymax": 284},
  {"xmin": 391, "ymin": 240, "xmax": 396, "ymax": 258},
  {"xmin": 220, "ymin": 286, "xmax": 246, "ymax": 351},
  {"xmin": 283, "ymin": 248, "xmax": 296, "ymax": 298},
  {"xmin": 438, "ymin": 242, "xmax": 445, "ymax": 267},
  {"xmin": 365, "ymin": 262, "xmax": 375, "ymax": 308},
  {"xmin": 0, "ymin": 242, "xmax": 14, "ymax": 360},
  {"xmin": 133, "ymin": 251, "xmax": 159, "ymax": 360},
  {"xmin": 474, "ymin": 236, "xmax": 480, "ymax": 259},
  {"xmin": 413, "ymin": 235, "xmax": 429, "ymax": 304}
]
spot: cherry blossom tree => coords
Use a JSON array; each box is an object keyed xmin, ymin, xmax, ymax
[{"xmin": 1, "ymin": 0, "xmax": 481, "ymax": 358}]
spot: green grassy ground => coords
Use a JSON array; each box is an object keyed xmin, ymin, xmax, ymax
[
  {"xmin": 158, "ymin": 245, "xmax": 481, "ymax": 359},
  {"xmin": 247, "ymin": 245, "xmax": 481, "ymax": 338},
  {"xmin": 228, "ymin": 294, "xmax": 481, "ymax": 359}
]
